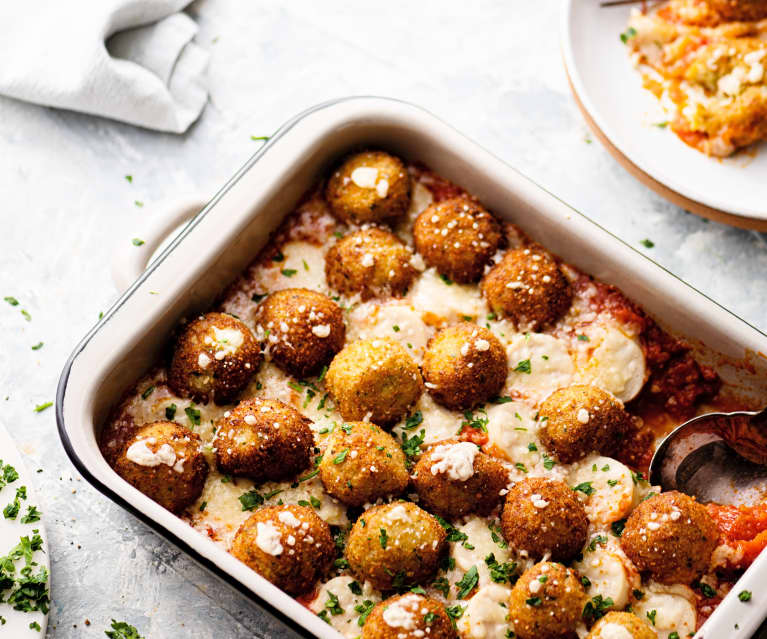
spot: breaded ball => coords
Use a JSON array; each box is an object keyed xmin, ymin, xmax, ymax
[
  {"xmin": 325, "ymin": 227, "xmax": 417, "ymax": 299},
  {"xmin": 319, "ymin": 421, "xmax": 409, "ymax": 506},
  {"xmin": 413, "ymin": 197, "xmax": 503, "ymax": 283},
  {"xmin": 362, "ymin": 593, "xmax": 457, "ymax": 639},
  {"xmin": 708, "ymin": 0, "xmax": 767, "ymax": 21},
  {"xmin": 501, "ymin": 477, "xmax": 588, "ymax": 562},
  {"xmin": 168, "ymin": 312, "xmax": 261, "ymax": 405},
  {"xmin": 325, "ymin": 150, "xmax": 411, "ymax": 225},
  {"xmin": 587, "ymin": 612, "xmax": 658, "ymax": 639},
  {"xmin": 481, "ymin": 246, "xmax": 572, "ymax": 330},
  {"xmin": 326, "ymin": 337, "xmax": 423, "ymax": 426},
  {"xmin": 213, "ymin": 398, "xmax": 314, "ymax": 482},
  {"xmin": 421, "ymin": 323, "xmax": 507, "ymax": 410},
  {"xmin": 114, "ymin": 421, "xmax": 208, "ymax": 513},
  {"xmin": 346, "ymin": 502, "xmax": 447, "ymax": 590},
  {"xmin": 620, "ymin": 491, "xmax": 718, "ymax": 584},
  {"xmin": 230, "ymin": 504, "xmax": 334, "ymax": 596},
  {"xmin": 538, "ymin": 385, "xmax": 631, "ymax": 464},
  {"xmin": 508, "ymin": 562, "xmax": 587, "ymax": 639},
  {"xmin": 255, "ymin": 288, "xmax": 345, "ymax": 378},
  {"xmin": 412, "ymin": 439, "xmax": 508, "ymax": 518}
]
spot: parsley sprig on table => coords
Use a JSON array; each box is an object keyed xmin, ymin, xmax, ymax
[{"xmin": 105, "ymin": 620, "xmax": 145, "ymax": 638}]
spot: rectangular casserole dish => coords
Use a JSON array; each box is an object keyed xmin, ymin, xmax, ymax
[{"xmin": 57, "ymin": 96, "xmax": 767, "ymax": 639}]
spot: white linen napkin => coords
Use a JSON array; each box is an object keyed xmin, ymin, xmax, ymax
[{"xmin": 0, "ymin": 0, "xmax": 209, "ymax": 133}]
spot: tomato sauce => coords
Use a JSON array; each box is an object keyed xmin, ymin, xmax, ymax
[{"xmin": 708, "ymin": 502, "xmax": 767, "ymax": 569}]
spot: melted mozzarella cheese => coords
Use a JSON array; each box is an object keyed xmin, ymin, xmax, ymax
[
  {"xmin": 451, "ymin": 517, "xmax": 513, "ymax": 587},
  {"xmin": 407, "ymin": 268, "xmax": 488, "ymax": 325},
  {"xmin": 347, "ymin": 300, "xmax": 433, "ymax": 362},
  {"xmin": 573, "ymin": 548, "xmax": 634, "ymax": 610},
  {"xmin": 568, "ymin": 455, "xmax": 638, "ymax": 526},
  {"xmin": 257, "ymin": 241, "xmax": 327, "ymax": 293},
  {"xmin": 484, "ymin": 401, "xmax": 540, "ymax": 466},
  {"xmin": 574, "ymin": 326, "xmax": 646, "ymax": 403},
  {"xmin": 396, "ymin": 181, "xmax": 434, "ymax": 243},
  {"xmin": 632, "ymin": 582, "xmax": 697, "ymax": 639},
  {"xmin": 309, "ymin": 576, "xmax": 381, "ymax": 638},
  {"xmin": 505, "ymin": 333, "xmax": 574, "ymax": 404},
  {"xmin": 394, "ymin": 393, "xmax": 462, "ymax": 445},
  {"xmin": 457, "ymin": 583, "xmax": 513, "ymax": 639}
]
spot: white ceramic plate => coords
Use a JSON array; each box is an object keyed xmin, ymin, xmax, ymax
[
  {"xmin": 562, "ymin": 0, "xmax": 767, "ymax": 221},
  {"xmin": 0, "ymin": 423, "xmax": 50, "ymax": 636}
]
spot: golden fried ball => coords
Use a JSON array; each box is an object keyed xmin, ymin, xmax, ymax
[
  {"xmin": 325, "ymin": 227, "xmax": 417, "ymax": 299},
  {"xmin": 620, "ymin": 491, "xmax": 719, "ymax": 584},
  {"xmin": 114, "ymin": 421, "xmax": 208, "ymax": 513},
  {"xmin": 707, "ymin": 0, "xmax": 767, "ymax": 21},
  {"xmin": 501, "ymin": 477, "xmax": 588, "ymax": 563},
  {"xmin": 587, "ymin": 612, "xmax": 658, "ymax": 639},
  {"xmin": 538, "ymin": 385, "xmax": 631, "ymax": 464},
  {"xmin": 412, "ymin": 439, "xmax": 509, "ymax": 518},
  {"xmin": 481, "ymin": 246, "xmax": 572, "ymax": 331},
  {"xmin": 346, "ymin": 502, "xmax": 447, "ymax": 590},
  {"xmin": 230, "ymin": 504, "xmax": 334, "ymax": 596},
  {"xmin": 421, "ymin": 323, "xmax": 507, "ymax": 411},
  {"xmin": 319, "ymin": 422, "xmax": 409, "ymax": 507},
  {"xmin": 325, "ymin": 150, "xmax": 411, "ymax": 225},
  {"xmin": 255, "ymin": 288, "xmax": 345, "ymax": 378},
  {"xmin": 508, "ymin": 562, "xmax": 587, "ymax": 639},
  {"xmin": 413, "ymin": 197, "xmax": 503, "ymax": 283},
  {"xmin": 362, "ymin": 593, "xmax": 457, "ymax": 639},
  {"xmin": 213, "ymin": 398, "xmax": 314, "ymax": 482},
  {"xmin": 326, "ymin": 337, "xmax": 423, "ymax": 426},
  {"xmin": 168, "ymin": 312, "xmax": 261, "ymax": 405}
]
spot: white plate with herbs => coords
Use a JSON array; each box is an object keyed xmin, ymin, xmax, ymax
[{"xmin": 0, "ymin": 422, "xmax": 50, "ymax": 635}]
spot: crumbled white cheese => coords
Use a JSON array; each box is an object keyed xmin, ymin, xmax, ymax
[
  {"xmin": 278, "ymin": 510, "xmax": 302, "ymax": 528},
  {"xmin": 255, "ymin": 521, "xmax": 283, "ymax": 556},
  {"xmin": 376, "ymin": 179, "xmax": 389, "ymax": 198},
  {"xmin": 351, "ymin": 167, "xmax": 379, "ymax": 189},
  {"xmin": 430, "ymin": 442, "xmax": 478, "ymax": 481},
  {"xmin": 198, "ymin": 353, "xmax": 212, "ymax": 369},
  {"xmin": 382, "ymin": 595, "xmax": 419, "ymax": 629},
  {"xmin": 126, "ymin": 440, "xmax": 177, "ymax": 468},
  {"xmin": 361, "ymin": 253, "xmax": 375, "ymax": 268},
  {"xmin": 312, "ymin": 324, "xmax": 331, "ymax": 338},
  {"xmin": 577, "ymin": 408, "xmax": 590, "ymax": 424},
  {"xmin": 596, "ymin": 622, "xmax": 634, "ymax": 639},
  {"xmin": 475, "ymin": 338, "xmax": 490, "ymax": 351},
  {"xmin": 244, "ymin": 415, "xmax": 257, "ymax": 426},
  {"xmin": 210, "ymin": 327, "xmax": 245, "ymax": 357}
]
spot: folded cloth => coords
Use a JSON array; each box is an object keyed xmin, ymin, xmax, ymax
[{"xmin": 0, "ymin": 0, "xmax": 209, "ymax": 133}]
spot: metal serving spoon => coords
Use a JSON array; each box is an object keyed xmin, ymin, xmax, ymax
[{"xmin": 649, "ymin": 407, "xmax": 767, "ymax": 505}]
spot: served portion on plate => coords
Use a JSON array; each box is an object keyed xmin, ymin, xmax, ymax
[
  {"xmin": 99, "ymin": 149, "xmax": 762, "ymax": 639},
  {"xmin": 624, "ymin": 0, "xmax": 767, "ymax": 157}
]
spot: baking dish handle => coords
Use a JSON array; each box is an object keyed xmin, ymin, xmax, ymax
[{"xmin": 111, "ymin": 196, "xmax": 208, "ymax": 293}]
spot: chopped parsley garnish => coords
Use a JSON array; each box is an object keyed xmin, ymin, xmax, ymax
[
  {"xmin": 105, "ymin": 620, "xmax": 145, "ymax": 639},
  {"xmin": 640, "ymin": 239, "xmax": 655, "ymax": 249},
  {"xmin": 0, "ymin": 462, "xmax": 19, "ymax": 490},
  {"xmin": 513, "ymin": 359, "xmax": 532, "ymax": 374},
  {"xmin": 611, "ymin": 518, "xmax": 626, "ymax": 537},
  {"xmin": 445, "ymin": 604, "xmax": 466, "ymax": 621},
  {"xmin": 526, "ymin": 597, "xmax": 542, "ymax": 607},
  {"xmin": 238, "ymin": 491, "xmax": 265, "ymax": 511},
  {"xmin": 456, "ymin": 565, "xmax": 479, "ymax": 599},
  {"xmin": 281, "ymin": 268, "xmax": 297, "ymax": 277},
  {"xmin": 527, "ymin": 442, "xmax": 538, "ymax": 452},
  {"xmin": 333, "ymin": 449, "xmax": 349, "ymax": 464},
  {"xmin": 310, "ymin": 495, "xmax": 321, "ymax": 509},
  {"xmin": 576, "ymin": 334, "xmax": 590, "ymax": 342},
  {"xmin": 515, "ymin": 462, "xmax": 528, "ymax": 473},
  {"xmin": 654, "ymin": 121, "xmax": 669, "ymax": 129},
  {"xmin": 646, "ymin": 609, "xmax": 657, "ymax": 626},
  {"xmin": 434, "ymin": 515, "xmax": 468, "ymax": 543},
  {"xmin": 739, "ymin": 590, "xmax": 752, "ymax": 602},
  {"xmin": 20, "ymin": 506, "xmax": 41, "ymax": 524},
  {"xmin": 31, "ymin": 342, "xmax": 43, "ymax": 350},
  {"xmin": 581, "ymin": 575, "xmax": 592, "ymax": 588},
  {"xmin": 404, "ymin": 411, "xmax": 423, "ymax": 431},
  {"xmin": 401, "ymin": 429, "xmax": 425, "ymax": 468},
  {"xmin": 251, "ymin": 292, "xmax": 268, "ymax": 303},
  {"xmin": 325, "ymin": 592, "xmax": 344, "ymax": 616},
  {"xmin": 4, "ymin": 297, "xmax": 18, "ymax": 306},
  {"xmin": 20, "ymin": 309, "xmax": 31, "ymax": 321},
  {"xmin": 33, "ymin": 402, "xmax": 52, "ymax": 413},
  {"xmin": 125, "ymin": 175, "xmax": 133, "ymax": 183},
  {"xmin": 184, "ymin": 406, "xmax": 201, "ymax": 427},
  {"xmin": 140, "ymin": 385, "xmax": 155, "ymax": 399},
  {"xmin": 30, "ymin": 621, "xmax": 40, "ymax": 631},
  {"xmin": 251, "ymin": 135, "xmax": 270, "ymax": 142},
  {"xmin": 607, "ymin": 479, "xmax": 619, "ymax": 487},
  {"xmin": 165, "ymin": 403, "xmax": 177, "ymax": 420},
  {"xmin": 432, "ymin": 577, "xmax": 450, "ymax": 597},
  {"xmin": 633, "ymin": 589, "xmax": 645, "ymax": 600},
  {"xmin": 586, "ymin": 535, "xmax": 608, "ymax": 552},
  {"xmin": 668, "ymin": 633, "xmax": 680, "ymax": 639},
  {"xmin": 459, "ymin": 408, "xmax": 488, "ymax": 434},
  {"xmin": 378, "ymin": 528, "xmax": 388, "ymax": 549},
  {"xmin": 583, "ymin": 595, "xmax": 614, "ymax": 621},
  {"xmin": 485, "ymin": 553, "xmax": 518, "ymax": 584},
  {"xmin": 199, "ymin": 501, "xmax": 207, "ymax": 512},
  {"xmin": 355, "ymin": 599, "xmax": 375, "ymax": 626},
  {"xmin": 348, "ymin": 580, "xmax": 362, "ymax": 595},
  {"xmin": 423, "ymin": 611, "xmax": 437, "ymax": 624},
  {"xmin": 440, "ymin": 274, "xmax": 453, "ymax": 286},
  {"xmin": 3, "ymin": 485, "xmax": 27, "ymax": 520},
  {"xmin": 620, "ymin": 26, "xmax": 637, "ymax": 44},
  {"xmin": 0, "ymin": 531, "xmax": 49, "ymax": 615},
  {"xmin": 134, "ymin": 201, "xmax": 144, "ymax": 208},
  {"xmin": 489, "ymin": 522, "xmax": 508, "ymax": 549},
  {"xmin": 131, "ymin": 238, "xmax": 145, "ymax": 246},
  {"xmin": 298, "ymin": 467, "xmax": 320, "ymax": 482},
  {"xmin": 572, "ymin": 481, "xmax": 596, "ymax": 496},
  {"xmin": 542, "ymin": 454, "xmax": 556, "ymax": 470},
  {"xmin": 698, "ymin": 582, "xmax": 716, "ymax": 598},
  {"xmin": 492, "ymin": 396, "xmax": 513, "ymax": 404}
]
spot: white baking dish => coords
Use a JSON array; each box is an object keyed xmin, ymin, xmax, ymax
[{"xmin": 56, "ymin": 97, "xmax": 767, "ymax": 639}]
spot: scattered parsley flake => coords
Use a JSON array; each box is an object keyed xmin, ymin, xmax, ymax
[
  {"xmin": 165, "ymin": 403, "xmax": 177, "ymax": 420},
  {"xmin": 251, "ymin": 135, "xmax": 270, "ymax": 142},
  {"xmin": 456, "ymin": 566, "xmax": 479, "ymax": 599},
  {"xmin": 131, "ymin": 238, "xmax": 145, "ymax": 246},
  {"xmin": 620, "ymin": 26, "xmax": 637, "ymax": 43},
  {"xmin": 513, "ymin": 359, "xmax": 531, "ymax": 374},
  {"xmin": 333, "ymin": 449, "xmax": 349, "ymax": 464},
  {"xmin": 134, "ymin": 201, "xmax": 143, "ymax": 208},
  {"xmin": 576, "ymin": 334, "xmax": 590, "ymax": 342},
  {"xmin": 4, "ymin": 297, "xmax": 18, "ymax": 306},
  {"xmin": 738, "ymin": 590, "xmax": 752, "ymax": 602},
  {"xmin": 640, "ymin": 239, "xmax": 655, "ymax": 249},
  {"xmin": 184, "ymin": 406, "xmax": 201, "ymax": 427},
  {"xmin": 33, "ymin": 402, "xmax": 52, "ymax": 413},
  {"xmin": 646, "ymin": 609, "xmax": 657, "ymax": 626},
  {"xmin": 125, "ymin": 175, "xmax": 133, "ymax": 183},
  {"xmin": 440, "ymin": 274, "xmax": 453, "ymax": 286},
  {"xmin": 573, "ymin": 481, "xmax": 596, "ymax": 496},
  {"xmin": 20, "ymin": 309, "xmax": 31, "ymax": 321},
  {"xmin": 31, "ymin": 342, "xmax": 43, "ymax": 350},
  {"xmin": 140, "ymin": 385, "xmax": 155, "ymax": 400},
  {"xmin": 105, "ymin": 620, "xmax": 145, "ymax": 639},
  {"xmin": 281, "ymin": 268, "xmax": 297, "ymax": 277},
  {"xmin": 379, "ymin": 528, "xmax": 388, "ymax": 549},
  {"xmin": 404, "ymin": 411, "xmax": 423, "ymax": 430}
]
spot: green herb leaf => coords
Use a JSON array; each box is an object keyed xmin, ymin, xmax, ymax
[
  {"xmin": 739, "ymin": 590, "xmax": 752, "ymax": 602},
  {"xmin": 572, "ymin": 481, "xmax": 596, "ymax": 496},
  {"xmin": 33, "ymin": 402, "xmax": 52, "ymax": 413},
  {"xmin": 131, "ymin": 238, "xmax": 145, "ymax": 246},
  {"xmin": 165, "ymin": 403, "xmax": 177, "ymax": 420},
  {"xmin": 379, "ymin": 528, "xmax": 388, "ymax": 549},
  {"xmin": 456, "ymin": 566, "xmax": 479, "ymax": 599},
  {"xmin": 333, "ymin": 449, "xmax": 349, "ymax": 464},
  {"xmin": 4, "ymin": 297, "xmax": 18, "ymax": 306},
  {"xmin": 620, "ymin": 26, "xmax": 637, "ymax": 44},
  {"xmin": 640, "ymin": 239, "xmax": 655, "ymax": 249},
  {"xmin": 105, "ymin": 620, "xmax": 145, "ymax": 639},
  {"xmin": 184, "ymin": 406, "xmax": 201, "ymax": 427},
  {"xmin": 31, "ymin": 342, "xmax": 43, "ymax": 350},
  {"xmin": 513, "ymin": 359, "xmax": 531, "ymax": 374},
  {"xmin": 281, "ymin": 268, "xmax": 297, "ymax": 277},
  {"xmin": 140, "ymin": 385, "xmax": 155, "ymax": 400}
]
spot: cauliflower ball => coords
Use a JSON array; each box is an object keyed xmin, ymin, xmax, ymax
[
  {"xmin": 501, "ymin": 477, "xmax": 588, "ymax": 562},
  {"xmin": 538, "ymin": 385, "xmax": 631, "ymax": 464},
  {"xmin": 230, "ymin": 504, "xmax": 334, "ymax": 596},
  {"xmin": 114, "ymin": 421, "xmax": 208, "ymax": 513},
  {"xmin": 325, "ymin": 227, "xmax": 418, "ymax": 299},
  {"xmin": 325, "ymin": 150, "xmax": 411, "ymax": 225},
  {"xmin": 346, "ymin": 502, "xmax": 447, "ymax": 590},
  {"xmin": 255, "ymin": 288, "xmax": 345, "ymax": 378},
  {"xmin": 421, "ymin": 323, "xmax": 507, "ymax": 410},
  {"xmin": 319, "ymin": 421, "xmax": 409, "ymax": 507},
  {"xmin": 362, "ymin": 593, "xmax": 457, "ymax": 639},
  {"xmin": 168, "ymin": 312, "xmax": 261, "ymax": 405},
  {"xmin": 620, "ymin": 491, "xmax": 719, "ymax": 584},
  {"xmin": 213, "ymin": 398, "xmax": 314, "ymax": 482},
  {"xmin": 412, "ymin": 440, "xmax": 509, "ymax": 518},
  {"xmin": 587, "ymin": 612, "xmax": 658, "ymax": 639},
  {"xmin": 707, "ymin": 0, "xmax": 767, "ymax": 21},
  {"xmin": 481, "ymin": 246, "xmax": 572, "ymax": 331},
  {"xmin": 508, "ymin": 562, "xmax": 587, "ymax": 639},
  {"xmin": 326, "ymin": 337, "xmax": 423, "ymax": 426},
  {"xmin": 413, "ymin": 197, "xmax": 503, "ymax": 283}
]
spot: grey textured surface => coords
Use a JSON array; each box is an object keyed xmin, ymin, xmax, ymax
[{"xmin": 0, "ymin": 1, "xmax": 765, "ymax": 638}]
